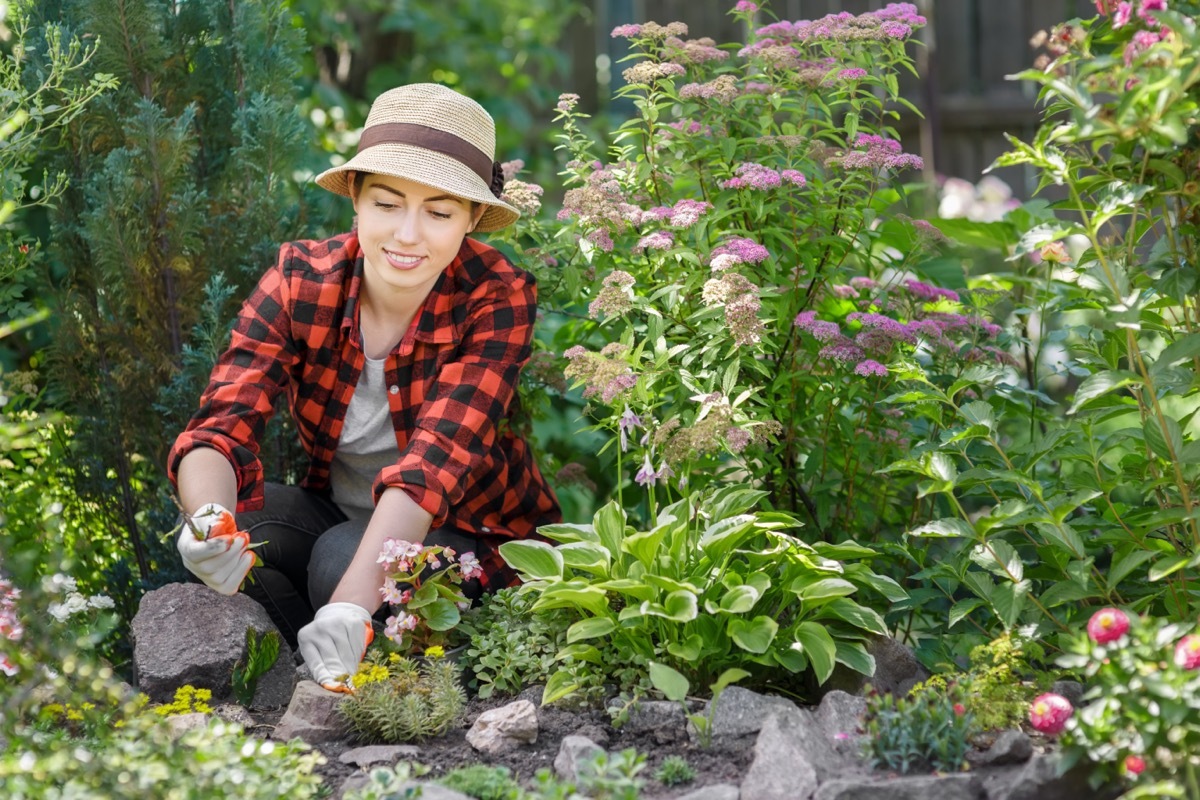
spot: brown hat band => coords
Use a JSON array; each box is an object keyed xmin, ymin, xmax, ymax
[{"xmin": 357, "ymin": 122, "xmax": 503, "ymax": 197}]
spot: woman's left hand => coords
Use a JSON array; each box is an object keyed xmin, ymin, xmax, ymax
[{"xmin": 297, "ymin": 602, "xmax": 374, "ymax": 693}]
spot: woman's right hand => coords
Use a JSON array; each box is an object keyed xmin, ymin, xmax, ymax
[{"xmin": 177, "ymin": 502, "xmax": 256, "ymax": 595}]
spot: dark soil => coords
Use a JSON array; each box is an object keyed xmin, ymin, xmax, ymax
[{"xmin": 248, "ymin": 687, "xmax": 756, "ymax": 799}]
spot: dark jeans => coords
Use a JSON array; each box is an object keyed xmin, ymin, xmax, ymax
[{"xmin": 237, "ymin": 483, "xmax": 482, "ymax": 647}]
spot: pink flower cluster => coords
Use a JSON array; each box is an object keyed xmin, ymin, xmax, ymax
[
  {"xmin": 634, "ymin": 230, "xmax": 676, "ymax": 253},
  {"xmin": 719, "ymin": 163, "xmax": 807, "ymax": 191},
  {"xmin": 835, "ymin": 134, "xmax": 924, "ymax": 171},
  {"xmin": 744, "ymin": 3, "xmax": 925, "ymax": 48},
  {"xmin": 665, "ymin": 36, "xmax": 729, "ymax": 66},
  {"xmin": 708, "ymin": 237, "xmax": 771, "ymax": 270},
  {"xmin": 1087, "ymin": 607, "xmax": 1130, "ymax": 644},
  {"xmin": 679, "ymin": 75, "xmax": 739, "ymax": 103},
  {"xmin": 1029, "ymin": 693, "xmax": 1074, "ymax": 735},
  {"xmin": 1, "ymin": 577, "xmax": 21, "ymax": 677},
  {"xmin": 1109, "ymin": 0, "xmax": 1167, "ymax": 28},
  {"xmin": 589, "ymin": 270, "xmax": 636, "ymax": 320},
  {"xmin": 564, "ymin": 343, "xmax": 639, "ymax": 403},
  {"xmin": 905, "ymin": 279, "xmax": 959, "ymax": 303}
]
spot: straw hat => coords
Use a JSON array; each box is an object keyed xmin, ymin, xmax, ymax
[{"xmin": 315, "ymin": 83, "xmax": 519, "ymax": 232}]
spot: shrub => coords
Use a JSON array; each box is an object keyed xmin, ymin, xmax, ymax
[
  {"xmin": 458, "ymin": 586, "xmax": 574, "ymax": 699},
  {"xmin": 1053, "ymin": 612, "xmax": 1200, "ymax": 794}
]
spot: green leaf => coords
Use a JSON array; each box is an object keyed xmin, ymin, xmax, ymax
[
  {"xmin": 406, "ymin": 581, "xmax": 438, "ymax": 609},
  {"xmin": 1107, "ymin": 548, "xmax": 1156, "ymax": 589},
  {"xmin": 794, "ymin": 621, "xmax": 837, "ymax": 684},
  {"xmin": 699, "ymin": 514, "xmax": 758, "ymax": 557},
  {"xmin": 833, "ymin": 640, "xmax": 875, "ymax": 677},
  {"xmin": 1067, "ymin": 370, "xmax": 1142, "ymax": 414},
  {"xmin": 667, "ymin": 634, "xmax": 704, "ymax": 661},
  {"xmin": 596, "ymin": 578, "xmax": 656, "ymax": 602},
  {"xmin": 557, "ymin": 542, "xmax": 612, "ymax": 574},
  {"xmin": 421, "ymin": 597, "xmax": 460, "ymax": 631},
  {"xmin": 649, "ymin": 661, "xmax": 690, "ymax": 703},
  {"xmin": 1149, "ymin": 554, "xmax": 1190, "ymax": 582},
  {"xmin": 817, "ymin": 598, "xmax": 887, "ymax": 635},
  {"xmin": 623, "ymin": 526, "xmax": 668, "ymax": 568},
  {"xmin": 554, "ymin": 644, "xmax": 602, "ymax": 664},
  {"xmin": 499, "ymin": 540, "xmax": 564, "ymax": 581},
  {"xmin": 1144, "ymin": 415, "xmax": 1184, "ymax": 462},
  {"xmin": 907, "ymin": 518, "xmax": 975, "ymax": 539},
  {"xmin": 959, "ymin": 400, "xmax": 996, "ymax": 431},
  {"xmin": 594, "ymin": 501, "xmax": 628, "ymax": 562},
  {"xmin": 535, "ymin": 583, "xmax": 612, "ymax": 617},
  {"xmin": 990, "ymin": 579, "xmax": 1031, "ymax": 628},
  {"xmin": 711, "ymin": 668, "xmax": 751, "ymax": 698},
  {"xmin": 662, "ymin": 590, "xmax": 699, "ymax": 622},
  {"xmin": 711, "ymin": 584, "xmax": 761, "ymax": 614},
  {"xmin": 728, "ymin": 616, "xmax": 779, "ymax": 654},
  {"xmin": 1152, "ymin": 332, "xmax": 1200, "ymax": 373},
  {"xmin": 566, "ymin": 616, "xmax": 617, "ymax": 644},
  {"xmin": 538, "ymin": 523, "xmax": 600, "ymax": 544},
  {"xmin": 948, "ymin": 599, "xmax": 983, "ymax": 629},
  {"xmin": 791, "ymin": 577, "xmax": 857, "ymax": 602},
  {"xmin": 543, "ymin": 670, "xmax": 581, "ymax": 705}
]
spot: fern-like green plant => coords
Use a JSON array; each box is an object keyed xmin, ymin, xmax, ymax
[
  {"xmin": 339, "ymin": 655, "xmax": 466, "ymax": 743},
  {"xmin": 231, "ymin": 627, "xmax": 281, "ymax": 707}
]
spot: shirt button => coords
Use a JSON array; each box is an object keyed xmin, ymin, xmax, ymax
[
  {"xmin": 481, "ymin": 526, "xmax": 491, "ymax": 533},
  {"xmin": 388, "ymin": 385, "xmax": 399, "ymax": 395}
]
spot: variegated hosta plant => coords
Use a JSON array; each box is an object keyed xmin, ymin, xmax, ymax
[{"xmin": 500, "ymin": 485, "xmax": 905, "ymax": 703}]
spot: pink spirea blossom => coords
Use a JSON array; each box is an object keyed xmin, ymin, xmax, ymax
[
  {"xmin": 839, "ymin": 68, "xmax": 868, "ymax": 80},
  {"xmin": 819, "ymin": 339, "xmax": 866, "ymax": 363},
  {"xmin": 635, "ymin": 230, "xmax": 676, "ymax": 253},
  {"xmin": 709, "ymin": 237, "xmax": 770, "ymax": 268},
  {"xmin": 669, "ymin": 199, "xmax": 712, "ymax": 228},
  {"xmin": 721, "ymin": 162, "xmax": 783, "ymax": 191},
  {"xmin": 1086, "ymin": 608, "xmax": 1130, "ymax": 644},
  {"xmin": 905, "ymin": 279, "xmax": 960, "ymax": 303},
  {"xmin": 1175, "ymin": 634, "xmax": 1200, "ymax": 669},
  {"xmin": 1138, "ymin": 0, "xmax": 1166, "ymax": 26},
  {"xmin": 850, "ymin": 276, "xmax": 877, "ymax": 290},
  {"xmin": 611, "ymin": 24, "xmax": 642, "ymax": 38},
  {"xmin": 781, "ymin": 170, "xmax": 807, "ymax": 187},
  {"xmin": 1029, "ymin": 693, "xmax": 1073, "ymax": 735},
  {"xmin": 1113, "ymin": 1, "xmax": 1134, "ymax": 26},
  {"xmin": 838, "ymin": 134, "xmax": 924, "ymax": 171},
  {"xmin": 586, "ymin": 228, "xmax": 615, "ymax": 253},
  {"xmin": 734, "ymin": 1, "xmax": 759, "ymax": 12},
  {"xmin": 726, "ymin": 294, "xmax": 765, "ymax": 346},
  {"xmin": 1125, "ymin": 29, "xmax": 1163, "ymax": 65},
  {"xmin": 459, "ymin": 552, "xmax": 484, "ymax": 581},
  {"xmin": 854, "ymin": 359, "xmax": 888, "ymax": 377}
]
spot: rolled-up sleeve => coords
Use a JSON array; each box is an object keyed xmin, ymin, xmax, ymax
[
  {"xmin": 375, "ymin": 272, "xmax": 535, "ymax": 526},
  {"xmin": 167, "ymin": 245, "xmax": 298, "ymax": 511}
]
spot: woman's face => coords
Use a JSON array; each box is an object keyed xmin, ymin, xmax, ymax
[{"xmin": 350, "ymin": 173, "xmax": 483, "ymax": 300}]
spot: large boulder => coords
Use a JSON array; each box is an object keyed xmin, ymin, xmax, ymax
[
  {"xmin": 131, "ymin": 582, "xmax": 294, "ymax": 708},
  {"xmin": 824, "ymin": 636, "xmax": 930, "ymax": 697}
]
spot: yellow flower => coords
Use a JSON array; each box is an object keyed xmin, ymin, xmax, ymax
[
  {"xmin": 40, "ymin": 703, "xmax": 65, "ymax": 717},
  {"xmin": 424, "ymin": 645, "xmax": 446, "ymax": 659},
  {"xmin": 351, "ymin": 663, "xmax": 390, "ymax": 688},
  {"xmin": 66, "ymin": 707, "xmax": 84, "ymax": 721}
]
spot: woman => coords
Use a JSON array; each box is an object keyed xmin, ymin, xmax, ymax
[{"xmin": 168, "ymin": 83, "xmax": 561, "ymax": 691}]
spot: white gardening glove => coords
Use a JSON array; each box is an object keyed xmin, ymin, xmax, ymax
[
  {"xmin": 297, "ymin": 602, "xmax": 374, "ymax": 694},
  {"xmin": 176, "ymin": 502, "xmax": 256, "ymax": 595}
]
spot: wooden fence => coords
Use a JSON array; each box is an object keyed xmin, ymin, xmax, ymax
[{"xmin": 566, "ymin": 0, "xmax": 1097, "ymax": 200}]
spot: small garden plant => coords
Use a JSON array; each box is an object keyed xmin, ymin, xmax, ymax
[
  {"xmin": 861, "ymin": 682, "xmax": 976, "ymax": 775},
  {"xmin": 1030, "ymin": 608, "xmax": 1200, "ymax": 797},
  {"xmin": 458, "ymin": 586, "xmax": 574, "ymax": 699},
  {"xmin": 340, "ymin": 649, "xmax": 467, "ymax": 743}
]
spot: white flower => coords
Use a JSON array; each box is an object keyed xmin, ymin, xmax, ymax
[
  {"xmin": 45, "ymin": 574, "xmax": 77, "ymax": 595},
  {"xmin": 48, "ymin": 502, "xmax": 63, "ymax": 515},
  {"xmin": 48, "ymin": 593, "xmax": 89, "ymax": 622},
  {"xmin": 86, "ymin": 594, "xmax": 115, "ymax": 610}
]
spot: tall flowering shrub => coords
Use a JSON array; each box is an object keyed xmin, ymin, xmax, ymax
[
  {"xmin": 492, "ymin": 3, "xmax": 1001, "ymax": 540},
  {"xmin": 881, "ymin": 0, "xmax": 1200, "ymax": 658}
]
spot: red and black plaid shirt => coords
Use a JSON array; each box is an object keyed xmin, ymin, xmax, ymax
[{"xmin": 168, "ymin": 233, "xmax": 561, "ymax": 588}]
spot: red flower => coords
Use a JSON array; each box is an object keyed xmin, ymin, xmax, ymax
[
  {"xmin": 953, "ymin": 703, "xmax": 966, "ymax": 716},
  {"xmin": 1029, "ymin": 693, "xmax": 1073, "ymax": 735},
  {"xmin": 1175, "ymin": 635, "xmax": 1200, "ymax": 670},
  {"xmin": 1125, "ymin": 755, "xmax": 1146, "ymax": 775},
  {"xmin": 1086, "ymin": 608, "xmax": 1130, "ymax": 644}
]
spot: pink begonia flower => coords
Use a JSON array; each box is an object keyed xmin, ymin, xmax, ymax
[
  {"xmin": 459, "ymin": 552, "xmax": 484, "ymax": 581},
  {"xmin": 384, "ymin": 611, "xmax": 419, "ymax": 642},
  {"xmin": 1086, "ymin": 607, "xmax": 1130, "ymax": 644},
  {"xmin": 1125, "ymin": 755, "xmax": 1146, "ymax": 775},
  {"xmin": 0, "ymin": 655, "xmax": 17, "ymax": 676},
  {"xmin": 1174, "ymin": 634, "xmax": 1200, "ymax": 669},
  {"xmin": 380, "ymin": 578, "xmax": 406, "ymax": 605},
  {"xmin": 1039, "ymin": 241, "xmax": 1070, "ymax": 263},
  {"xmin": 1029, "ymin": 693, "xmax": 1073, "ymax": 735}
]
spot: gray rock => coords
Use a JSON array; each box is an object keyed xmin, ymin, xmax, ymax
[
  {"xmin": 968, "ymin": 729, "xmax": 1033, "ymax": 768},
  {"xmin": 699, "ymin": 686, "xmax": 800, "ymax": 741},
  {"xmin": 271, "ymin": 680, "xmax": 349, "ymax": 744},
  {"xmin": 553, "ymin": 735, "xmax": 604, "ymax": 781},
  {"xmin": 815, "ymin": 690, "xmax": 866, "ymax": 755},
  {"xmin": 131, "ymin": 582, "xmax": 295, "ymax": 708},
  {"xmin": 675, "ymin": 785, "xmax": 740, "ymax": 800},
  {"xmin": 466, "ymin": 699, "xmax": 539, "ymax": 754},
  {"xmin": 165, "ymin": 712, "xmax": 211, "ymax": 738},
  {"xmin": 213, "ymin": 703, "xmax": 255, "ymax": 727},
  {"xmin": 1050, "ymin": 680, "xmax": 1085, "ymax": 708},
  {"xmin": 339, "ymin": 744, "xmax": 421, "ymax": 767},
  {"xmin": 738, "ymin": 712, "xmax": 822, "ymax": 800},
  {"xmin": 617, "ymin": 699, "xmax": 687, "ymax": 744},
  {"xmin": 813, "ymin": 774, "xmax": 984, "ymax": 800},
  {"xmin": 990, "ymin": 753, "xmax": 1118, "ymax": 800},
  {"xmin": 338, "ymin": 774, "xmax": 470, "ymax": 800}
]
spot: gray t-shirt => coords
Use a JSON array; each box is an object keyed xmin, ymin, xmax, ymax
[{"xmin": 329, "ymin": 354, "xmax": 401, "ymax": 521}]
